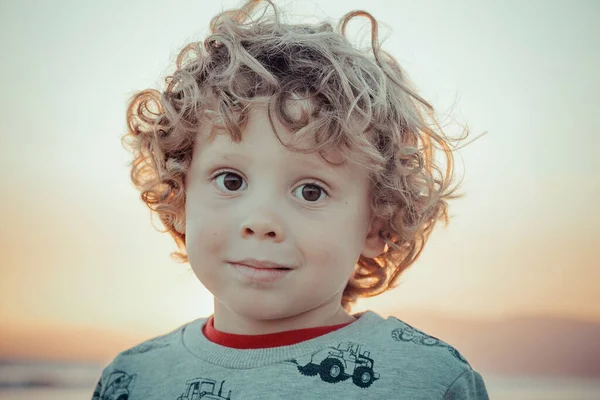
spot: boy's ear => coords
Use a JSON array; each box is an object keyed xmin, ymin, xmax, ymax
[
  {"xmin": 361, "ymin": 217, "xmax": 387, "ymax": 259},
  {"xmin": 174, "ymin": 217, "xmax": 186, "ymax": 234}
]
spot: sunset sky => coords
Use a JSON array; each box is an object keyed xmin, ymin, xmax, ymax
[{"xmin": 1, "ymin": 0, "xmax": 598, "ymax": 357}]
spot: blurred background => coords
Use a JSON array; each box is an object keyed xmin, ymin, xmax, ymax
[{"xmin": 1, "ymin": 0, "xmax": 598, "ymax": 399}]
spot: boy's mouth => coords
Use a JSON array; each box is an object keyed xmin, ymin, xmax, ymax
[
  {"xmin": 230, "ymin": 258, "xmax": 295, "ymax": 271},
  {"xmin": 228, "ymin": 261, "xmax": 294, "ymax": 283}
]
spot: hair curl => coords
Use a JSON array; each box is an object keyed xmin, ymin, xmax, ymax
[{"xmin": 122, "ymin": 0, "xmax": 469, "ymax": 312}]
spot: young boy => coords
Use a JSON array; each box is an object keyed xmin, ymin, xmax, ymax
[{"xmin": 93, "ymin": 0, "xmax": 489, "ymax": 398}]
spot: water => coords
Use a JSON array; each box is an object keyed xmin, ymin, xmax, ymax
[
  {"xmin": 1, "ymin": 361, "xmax": 599, "ymax": 399},
  {"xmin": 0, "ymin": 360, "xmax": 99, "ymax": 399},
  {"xmin": 484, "ymin": 375, "xmax": 600, "ymax": 400},
  {"xmin": 0, "ymin": 388, "xmax": 90, "ymax": 400}
]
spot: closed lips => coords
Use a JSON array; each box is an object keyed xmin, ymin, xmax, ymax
[{"xmin": 231, "ymin": 259, "xmax": 294, "ymax": 270}]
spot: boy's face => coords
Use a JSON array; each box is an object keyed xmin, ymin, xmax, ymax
[{"xmin": 184, "ymin": 102, "xmax": 383, "ymax": 323}]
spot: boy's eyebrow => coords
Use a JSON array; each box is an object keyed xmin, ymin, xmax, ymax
[
  {"xmin": 201, "ymin": 151, "xmax": 343, "ymax": 178},
  {"xmin": 202, "ymin": 152, "xmax": 328, "ymax": 168},
  {"xmin": 293, "ymin": 157, "xmax": 338, "ymax": 173},
  {"xmin": 201, "ymin": 152, "xmax": 253, "ymax": 165}
]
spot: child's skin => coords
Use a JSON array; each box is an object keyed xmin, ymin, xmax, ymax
[{"xmin": 184, "ymin": 99, "xmax": 386, "ymax": 335}]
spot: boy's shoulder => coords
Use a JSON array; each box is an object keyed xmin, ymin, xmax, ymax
[
  {"xmin": 379, "ymin": 314, "xmax": 489, "ymax": 398},
  {"xmin": 366, "ymin": 312, "xmax": 474, "ymax": 377},
  {"xmin": 360, "ymin": 312, "xmax": 485, "ymax": 395},
  {"xmin": 107, "ymin": 318, "xmax": 202, "ymax": 368},
  {"xmin": 381, "ymin": 313, "xmax": 471, "ymax": 366},
  {"xmin": 374, "ymin": 315, "xmax": 489, "ymax": 398},
  {"xmin": 123, "ymin": 325, "xmax": 184, "ymax": 356}
]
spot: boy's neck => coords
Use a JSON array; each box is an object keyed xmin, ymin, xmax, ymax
[{"xmin": 212, "ymin": 299, "xmax": 356, "ymax": 335}]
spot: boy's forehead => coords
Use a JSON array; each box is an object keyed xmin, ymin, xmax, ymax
[{"xmin": 198, "ymin": 99, "xmax": 348, "ymax": 167}]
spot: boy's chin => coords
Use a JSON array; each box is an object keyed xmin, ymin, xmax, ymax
[{"xmin": 219, "ymin": 297, "xmax": 305, "ymax": 322}]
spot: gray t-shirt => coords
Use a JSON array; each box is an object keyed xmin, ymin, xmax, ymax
[{"xmin": 91, "ymin": 310, "xmax": 489, "ymax": 399}]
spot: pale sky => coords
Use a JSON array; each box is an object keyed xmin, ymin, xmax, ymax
[{"xmin": 0, "ymin": 0, "xmax": 598, "ymax": 337}]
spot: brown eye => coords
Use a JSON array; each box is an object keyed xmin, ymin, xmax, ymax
[
  {"xmin": 214, "ymin": 171, "xmax": 246, "ymax": 192},
  {"xmin": 294, "ymin": 183, "xmax": 328, "ymax": 202}
]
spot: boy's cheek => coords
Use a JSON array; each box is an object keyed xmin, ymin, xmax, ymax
[
  {"xmin": 186, "ymin": 219, "xmax": 228, "ymax": 261},
  {"xmin": 301, "ymin": 235, "xmax": 351, "ymax": 274}
]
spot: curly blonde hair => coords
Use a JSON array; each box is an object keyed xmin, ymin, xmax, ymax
[{"xmin": 122, "ymin": 0, "xmax": 468, "ymax": 312}]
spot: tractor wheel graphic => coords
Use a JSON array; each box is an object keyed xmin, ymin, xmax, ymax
[
  {"xmin": 298, "ymin": 363, "xmax": 319, "ymax": 376},
  {"xmin": 319, "ymin": 358, "xmax": 345, "ymax": 383},
  {"xmin": 352, "ymin": 366, "xmax": 375, "ymax": 388}
]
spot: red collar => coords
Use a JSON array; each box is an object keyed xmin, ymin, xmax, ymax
[{"xmin": 202, "ymin": 316, "xmax": 355, "ymax": 349}]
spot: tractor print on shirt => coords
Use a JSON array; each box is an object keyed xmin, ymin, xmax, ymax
[
  {"xmin": 92, "ymin": 370, "xmax": 137, "ymax": 400},
  {"xmin": 176, "ymin": 377, "xmax": 232, "ymax": 400},
  {"xmin": 287, "ymin": 342, "xmax": 380, "ymax": 388}
]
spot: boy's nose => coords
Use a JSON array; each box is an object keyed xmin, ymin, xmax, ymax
[{"xmin": 240, "ymin": 218, "xmax": 285, "ymax": 242}]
